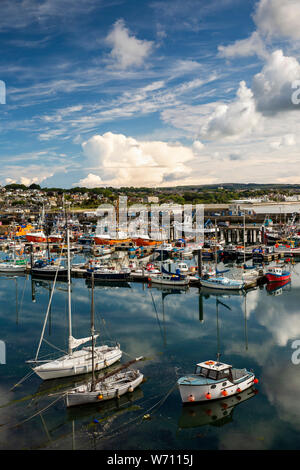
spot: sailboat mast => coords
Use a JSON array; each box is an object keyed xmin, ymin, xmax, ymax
[
  {"xmin": 91, "ymin": 271, "xmax": 95, "ymax": 391},
  {"xmin": 243, "ymin": 212, "xmax": 246, "ymax": 265},
  {"xmin": 67, "ymin": 227, "xmax": 73, "ymax": 355}
]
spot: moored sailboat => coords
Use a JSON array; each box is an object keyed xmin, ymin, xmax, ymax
[
  {"xmin": 65, "ymin": 271, "xmax": 143, "ymax": 407},
  {"xmin": 28, "ymin": 228, "xmax": 122, "ymax": 380},
  {"xmin": 65, "ymin": 357, "xmax": 144, "ymax": 407}
]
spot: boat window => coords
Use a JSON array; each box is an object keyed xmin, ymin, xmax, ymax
[
  {"xmin": 208, "ymin": 369, "xmax": 218, "ymax": 380},
  {"xmin": 195, "ymin": 366, "xmax": 209, "ymax": 377},
  {"xmin": 218, "ymin": 369, "xmax": 231, "ymax": 380}
]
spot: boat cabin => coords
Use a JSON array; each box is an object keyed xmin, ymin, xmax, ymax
[
  {"xmin": 194, "ymin": 361, "xmax": 233, "ymax": 382},
  {"xmin": 177, "ymin": 262, "xmax": 189, "ymax": 272},
  {"xmin": 267, "ymin": 267, "xmax": 283, "ymax": 275}
]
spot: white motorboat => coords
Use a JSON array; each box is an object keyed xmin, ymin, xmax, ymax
[
  {"xmin": 0, "ymin": 261, "xmax": 27, "ymax": 273},
  {"xmin": 149, "ymin": 273, "xmax": 189, "ymax": 287},
  {"xmin": 155, "ymin": 243, "xmax": 173, "ymax": 252},
  {"xmin": 149, "ymin": 265, "xmax": 189, "ymax": 287},
  {"xmin": 178, "ymin": 360, "xmax": 258, "ymax": 404},
  {"xmin": 200, "ymin": 276, "xmax": 245, "ymax": 290}
]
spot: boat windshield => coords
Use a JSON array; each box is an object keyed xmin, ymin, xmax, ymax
[
  {"xmin": 195, "ymin": 366, "xmax": 218, "ymax": 380},
  {"xmin": 195, "ymin": 366, "xmax": 232, "ymax": 381},
  {"xmin": 217, "ymin": 368, "xmax": 231, "ymax": 380}
]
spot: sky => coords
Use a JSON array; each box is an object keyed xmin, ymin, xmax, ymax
[{"xmin": 1, "ymin": 0, "xmax": 300, "ymax": 188}]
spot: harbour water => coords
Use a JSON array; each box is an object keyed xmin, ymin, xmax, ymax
[{"xmin": 0, "ymin": 257, "xmax": 299, "ymax": 450}]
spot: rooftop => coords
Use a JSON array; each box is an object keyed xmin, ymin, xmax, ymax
[{"xmin": 197, "ymin": 360, "xmax": 232, "ymax": 371}]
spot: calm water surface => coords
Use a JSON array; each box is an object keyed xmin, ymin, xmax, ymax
[{"xmin": 0, "ymin": 257, "xmax": 299, "ymax": 450}]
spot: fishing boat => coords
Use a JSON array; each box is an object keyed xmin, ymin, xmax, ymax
[
  {"xmin": 177, "ymin": 360, "xmax": 258, "ymax": 404},
  {"xmin": 200, "ymin": 276, "xmax": 245, "ymax": 290},
  {"xmin": 155, "ymin": 242, "xmax": 173, "ymax": 252},
  {"xmin": 25, "ymin": 230, "xmax": 47, "ymax": 243},
  {"xmin": 0, "ymin": 260, "xmax": 27, "ymax": 273},
  {"xmin": 65, "ymin": 358, "xmax": 144, "ymax": 407},
  {"xmin": 265, "ymin": 266, "xmax": 291, "ymax": 283},
  {"xmin": 149, "ymin": 266, "xmax": 189, "ymax": 287},
  {"xmin": 48, "ymin": 232, "xmax": 64, "ymax": 243},
  {"xmin": 131, "ymin": 232, "xmax": 162, "ymax": 247},
  {"xmin": 28, "ymin": 229, "xmax": 122, "ymax": 380},
  {"xmin": 86, "ymin": 265, "xmax": 131, "ymax": 282},
  {"xmin": 94, "ymin": 233, "xmax": 131, "ymax": 246}
]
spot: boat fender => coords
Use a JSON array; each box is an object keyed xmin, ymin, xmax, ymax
[
  {"xmin": 97, "ymin": 394, "xmax": 103, "ymax": 400},
  {"xmin": 205, "ymin": 393, "xmax": 211, "ymax": 400},
  {"xmin": 221, "ymin": 390, "xmax": 228, "ymax": 397},
  {"xmin": 188, "ymin": 394, "xmax": 195, "ymax": 402},
  {"xmin": 253, "ymin": 378, "xmax": 259, "ymax": 384},
  {"xmin": 237, "ymin": 387, "xmax": 242, "ymax": 393},
  {"xmin": 128, "ymin": 386, "xmax": 134, "ymax": 393}
]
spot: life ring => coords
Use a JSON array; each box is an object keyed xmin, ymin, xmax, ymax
[{"xmin": 205, "ymin": 361, "xmax": 215, "ymax": 365}]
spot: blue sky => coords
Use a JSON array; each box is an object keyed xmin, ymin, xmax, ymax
[{"xmin": 1, "ymin": 0, "xmax": 300, "ymax": 188}]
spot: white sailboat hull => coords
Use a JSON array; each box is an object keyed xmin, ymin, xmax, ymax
[
  {"xmin": 200, "ymin": 279, "xmax": 244, "ymax": 290},
  {"xmin": 65, "ymin": 370, "xmax": 144, "ymax": 407},
  {"xmin": 0, "ymin": 263, "xmax": 26, "ymax": 273},
  {"xmin": 151, "ymin": 278, "xmax": 189, "ymax": 287},
  {"xmin": 33, "ymin": 346, "xmax": 122, "ymax": 380}
]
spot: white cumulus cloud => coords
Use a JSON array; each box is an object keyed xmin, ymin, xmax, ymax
[
  {"xmin": 252, "ymin": 49, "xmax": 300, "ymax": 114},
  {"xmin": 200, "ymin": 81, "xmax": 260, "ymax": 140},
  {"xmin": 78, "ymin": 132, "xmax": 195, "ymax": 187},
  {"xmin": 76, "ymin": 173, "xmax": 103, "ymax": 188},
  {"xmin": 254, "ymin": 0, "xmax": 300, "ymax": 41},
  {"xmin": 106, "ymin": 19, "xmax": 153, "ymax": 69},
  {"xmin": 218, "ymin": 31, "xmax": 268, "ymax": 59}
]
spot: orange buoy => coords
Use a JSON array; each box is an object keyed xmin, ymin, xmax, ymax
[
  {"xmin": 188, "ymin": 394, "xmax": 195, "ymax": 402},
  {"xmin": 97, "ymin": 394, "xmax": 103, "ymax": 400},
  {"xmin": 253, "ymin": 378, "xmax": 259, "ymax": 384},
  {"xmin": 205, "ymin": 393, "xmax": 211, "ymax": 400},
  {"xmin": 221, "ymin": 390, "xmax": 228, "ymax": 397}
]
